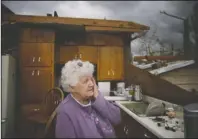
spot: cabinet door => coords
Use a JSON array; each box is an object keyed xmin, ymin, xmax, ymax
[
  {"xmin": 20, "ymin": 43, "xmax": 38, "ymax": 67},
  {"xmin": 21, "ymin": 67, "xmax": 53, "ymax": 104},
  {"xmin": 59, "ymin": 46, "xmax": 78, "ymax": 63},
  {"xmin": 35, "ymin": 68, "xmax": 53, "ymax": 103},
  {"xmin": 20, "ymin": 28, "xmax": 55, "ymax": 43},
  {"xmin": 20, "ymin": 28, "xmax": 37, "ymax": 42},
  {"xmin": 111, "ymin": 46, "xmax": 124, "ymax": 80},
  {"xmin": 36, "ymin": 29, "xmax": 55, "ymax": 43},
  {"xmin": 35, "ymin": 43, "xmax": 54, "ymax": 67},
  {"xmin": 98, "ymin": 46, "xmax": 112, "ymax": 80},
  {"xmin": 122, "ymin": 110, "xmax": 158, "ymax": 138},
  {"xmin": 78, "ymin": 46, "xmax": 98, "ymax": 64},
  {"xmin": 20, "ymin": 43, "xmax": 54, "ymax": 67},
  {"xmin": 21, "ymin": 68, "xmax": 38, "ymax": 104}
]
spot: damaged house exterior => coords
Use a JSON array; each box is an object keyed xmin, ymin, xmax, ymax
[{"xmin": 2, "ymin": 3, "xmax": 198, "ymax": 138}]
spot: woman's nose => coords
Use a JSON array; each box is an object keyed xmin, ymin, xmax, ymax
[{"xmin": 88, "ymin": 79, "xmax": 94, "ymax": 86}]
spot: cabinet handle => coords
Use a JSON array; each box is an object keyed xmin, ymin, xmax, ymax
[
  {"xmin": 79, "ymin": 53, "xmax": 82, "ymax": 59},
  {"xmin": 74, "ymin": 54, "xmax": 78, "ymax": 59},
  {"xmin": 108, "ymin": 70, "xmax": 110, "ymax": 76},
  {"xmin": 32, "ymin": 57, "xmax": 35, "ymax": 62},
  {"xmin": 111, "ymin": 69, "xmax": 115, "ymax": 76},
  {"xmin": 144, "ymin": 133, "xmax": 151, "ymax": 138},
  {"xmin": 124, "ymin": 125, "xmax": 129, "ymax": 135},
  {"xmin": 38, "ymin": 57, "xmax": 41, "ymax": 62},
  {"xmin": 32, "ymin": 70, "xmax": 35, "ymax": 76},
  {"xmin": 37, "ymin": 70, "xmax": 40, "ymax": 76}
]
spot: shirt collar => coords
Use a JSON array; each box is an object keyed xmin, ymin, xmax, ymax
[{"xmin": 71, "ymin": 94, "xmax": 91, "ymax": 107}]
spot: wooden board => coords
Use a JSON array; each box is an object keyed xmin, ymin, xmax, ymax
[
  {"xmin": 3, "ymin": 14, "xmax": 149, "ymax": 33},
  {"xmin": 85, "ymin": 26, "xmax": 143, "ymax": 33},
  {"xmin": 177, "ymin": 84, "xmax": 198, "ymax": 92},
  {"xmin": 161, "ymin": 75, "xmax": 198, "ymax": 84},
  {"xmin": 160, "ymin": 68, "xmax": 198, "ymax": 76},
  {"xmin": 133, "ymin": 56, "xmax": 185, "ymax": 61},
  {"xmin": 124, "ymin": 64, "xmax": 198, "ymax": 106}
]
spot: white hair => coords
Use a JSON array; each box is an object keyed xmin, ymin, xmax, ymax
[{"xmin": 60, "ymin": 59, "xmax": 94, "ymax": 92}]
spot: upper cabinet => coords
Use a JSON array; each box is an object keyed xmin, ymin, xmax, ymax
[
  {"xmin": 19, "ymin": 28, "xmax": 55, "ymax": 67},
  {"xmin": 86, "ymin": 33, "xmax": 124, "ymax": 46},
  {"xmin": 78, "ymin": 46, "xmax": 98, "ymax": 63},
  {"xmin": 111, "ymin": 46, "xmax": 124, "ymax": 80},
  {"xmin": 59, "ymin": 45, "xmax": 98, "ymax": 64},
  {"xmin": 98, "ymin": 46, "xmax": 124, "ymax": 81},
  {"xmin": 58, "ymin": 32, "xmax": 124, "ymax": 81},
  {"xmin": 20, "ymin": 43, "xmax": 54, "ymax": 67},
  {"xmin": 20, "ymin": 28, "xmax": 55, "ymax": 43},
  {"xmin": 98, "ymin": 46, "xmax": 112, "ymax": 80},
  {"xmin": 59, "ymin": 46, "xmax": 78, "ymax": 63},
  {"xmin": 59, "ymin": 45, "xmax": 124, "ymax": 81}
]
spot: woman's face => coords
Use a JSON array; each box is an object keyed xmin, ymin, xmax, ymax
[{"xmin": 71, "ymin": 75, "xmax": 95, "ymax": 100}]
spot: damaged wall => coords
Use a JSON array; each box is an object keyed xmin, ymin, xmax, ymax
[{"xmin": 183, "ymin": 2, "xmax": 198, "ymax": 62}]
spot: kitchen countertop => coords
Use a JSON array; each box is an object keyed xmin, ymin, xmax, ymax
[
  {"xmin": 104, "ymin": 96, "xmax": 128, "ymax": 101},
  {"xmin": 115, "ymin": 101, "xmax": 184, "ymax": 138}
]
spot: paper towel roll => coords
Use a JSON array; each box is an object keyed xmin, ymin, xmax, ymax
[{"xmin": 98, "ymin": 82, "xmax": 111, "ymax": 96}]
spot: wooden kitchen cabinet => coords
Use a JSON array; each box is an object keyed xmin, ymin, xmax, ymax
[
  {"xmin": 111, "ymin": 46, "xmax": 124, "ymax": 80},
  {"xmin": 20, "ymin": 28, "xmax": 37, "ymax": 42},
  {"xmin": 20, "ymin": 28, "xmax": 55, "ymax": 43},
  {"xmin": 36, "ymin": 43, "xmax": 54, "ymax": 67},
  {"xmin": 116, "ymin": 109, "xmax": 158, "ymax": 138},
  {"xmin": 98, "ymin": 46, "xmax": 112, "ymax": 80},
  {"xmin": 78, "ymin": 46, "xmax": 98, "ymax": 64},
  {"xmin": 20, "ymin": 43, "xmax": 38, "ymax": 67},
  {"xmin": 59, "ymin": 46, "xmax": 78, "ymax": 63},
  {"xmin": 59, "ymin": 45, "xmax": 98, "ymax": 64},
  {"xmin": 20, "ymin": 43, "xmax": 54, "ymax": 67},
  {"xmin": 20, "ymin": 67, "xmax": 53, "ymax": 104},
  {"xmin": 98, "ymin": 46, "xmax": 124, "ymax": 81}
]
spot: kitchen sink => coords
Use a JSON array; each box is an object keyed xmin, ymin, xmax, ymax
[
  {"xmin": 120, "ymin": 101, "xmax": 149, "ymax": 117},
  {"xmin": 119, "ymin": 101, "xmax": 183, "ymax": 118}
]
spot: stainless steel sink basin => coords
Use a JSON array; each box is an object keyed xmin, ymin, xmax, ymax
[{"xmin": 121, "ymin": 102, "xmax": 149, "ymax": 117}]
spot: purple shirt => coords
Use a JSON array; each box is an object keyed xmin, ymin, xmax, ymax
[{"xmin": 55, "ymin": 92, "xmax": 121, "ymax": 138}]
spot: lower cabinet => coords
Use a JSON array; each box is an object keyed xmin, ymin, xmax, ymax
[
  {"xmin": 115, "ymin": 109, "xmax": 158, "ymax": 138},
  {"xmin": 20, "ymin": 67, "xmax": 53, "ymax": 104}
]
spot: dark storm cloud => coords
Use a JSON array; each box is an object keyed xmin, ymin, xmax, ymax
[
  {"xmin": 2, "ymin": 1, "xmax": 197, "ymax": 53},
  {"xmin": 2, "ymin": 1, "xmax": 63, "ymax": 15}
]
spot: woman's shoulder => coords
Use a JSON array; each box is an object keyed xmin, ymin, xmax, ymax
[{"xmin": 56, "ymin": 95, "xmax": 76, "ymax": 115}]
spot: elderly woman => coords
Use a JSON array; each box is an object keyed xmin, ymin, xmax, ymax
[{"xmin": 55, "ymin": 60, "xmax": 121, "ymax": 138}]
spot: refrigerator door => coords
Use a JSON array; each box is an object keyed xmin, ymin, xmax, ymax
[
  {"xmin": 1, "ymin": 118, "xmax": 8, "ymax": 138},
  {"xmin": 1, "ymin": 55, "xmax": 16, "ymax": 137},
  {"xmin": 2, "ymin": 55, "xmax": 9, "ymax": 119}
]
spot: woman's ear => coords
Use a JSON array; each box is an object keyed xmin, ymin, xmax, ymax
[{"xmin": 68, "ymin": 85, "xmax": 75, "ymax": 92}]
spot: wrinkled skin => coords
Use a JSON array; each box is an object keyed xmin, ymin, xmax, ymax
[{"xmin": 69, "ymin": 76, "xmax": 98, "ymax": 104}]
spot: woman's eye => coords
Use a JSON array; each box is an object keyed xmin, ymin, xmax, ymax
[{"xmin": 83, "ymin": 79, "xmax": 87, "ymax": 84}]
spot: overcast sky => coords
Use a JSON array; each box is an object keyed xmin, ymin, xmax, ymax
[{"xmin": 2, "ymin": 1, "xmax": 197, "ymax": 54}]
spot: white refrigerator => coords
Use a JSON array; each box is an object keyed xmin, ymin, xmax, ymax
[{"xmin": 1, "ymin": 55, "xmax": 16, "ymax": 138}]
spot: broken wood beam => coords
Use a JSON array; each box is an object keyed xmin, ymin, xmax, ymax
[
  {"xmin": 134, "ymin": 55, "xmax": 186, "ymax": 61},
  {"xmin": 125, "ymin": 64, "xmax": 198, "ymax": 106},
  {"xmin": 3, "ymin": 14, "xmax": 149, "ymax": 33}
]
